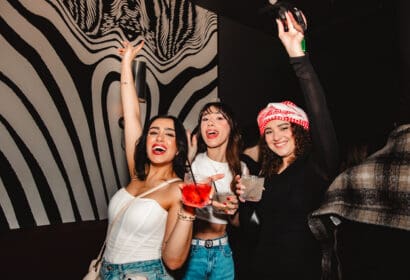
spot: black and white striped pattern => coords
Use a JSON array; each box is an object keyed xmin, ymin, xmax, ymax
[{"xmin": 0, "ymin": 0, "xmax": 217, "ymax": 231}]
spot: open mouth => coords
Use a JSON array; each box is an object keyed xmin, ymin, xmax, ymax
[
  {"xmin": 152, "ymin": 144, "xmax": 167, "ymax": 155},
  {"xmin": 206, "ymin": 129, "xmax": 219, "ymax": 139}
]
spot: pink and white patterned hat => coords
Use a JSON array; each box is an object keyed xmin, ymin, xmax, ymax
[{"xmin": 257, "ymin": 101, "xmax": 309, "ymax": 135}]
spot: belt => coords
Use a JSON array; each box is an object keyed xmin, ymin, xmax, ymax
[{"xmin": 191, "ymin": 236, "xmax": 228, "ymax": 248}]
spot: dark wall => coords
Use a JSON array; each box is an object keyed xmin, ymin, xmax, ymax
[
  {"xmin": 397, "ymin": 0, "xmax": 410, "ymax": 125},
  {"xmin": 215, "ymin": 0, "xmax": 309, "ymax": 131},
  {"xmin": 217, "ymin": 0, "xmax": 407, "ymax": 152},
  {"xmin": 307, "ymin": 0, "xmax": 400, "ymax": 147},
  {"xmin": 218, "ymin": 17, "xmax": 300, "ymax": 131}
]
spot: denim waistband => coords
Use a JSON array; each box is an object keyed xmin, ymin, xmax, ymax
[
  {"xmin": 191, "ymin": 235, "xmax": 228, "ymax": 248},
  {"xmin": 102, "ymin": 258, "xmax": 163, "ymax": 272}
]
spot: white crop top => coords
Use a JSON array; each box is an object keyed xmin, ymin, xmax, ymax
[
  {"xmin": 191, "ymin": 153, "xmax": 248, "ymax": 224},
  {"xmin": 103, "ymin": 179, "xmax": 179, "ymax": 264}
]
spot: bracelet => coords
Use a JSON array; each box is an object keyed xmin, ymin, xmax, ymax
[{"xmin": 177, "ymin": 207, "xmax": 196, "ymax": 222}]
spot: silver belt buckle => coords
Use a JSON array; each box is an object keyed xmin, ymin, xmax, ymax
[{"xmin": 204, "ymin": 239, "xmax": 213, "ymax": 248}]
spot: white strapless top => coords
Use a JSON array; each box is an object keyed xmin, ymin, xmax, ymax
[{"xmin": 103, "ymin": 188, "xmax": 167, "ymax": 263}]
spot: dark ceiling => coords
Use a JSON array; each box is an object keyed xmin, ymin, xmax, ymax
[
  {"xmin": 189, "ymin": 0, "xmax": 392, "ymax": 36},
  {"xmin": 188, "ymin": 0, "xmax": 408, "ymax": 147}
]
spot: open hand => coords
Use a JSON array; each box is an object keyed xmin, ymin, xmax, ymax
[{"xmin": 118, "ymin": 40, "xmax": 145, "ymax": 64}]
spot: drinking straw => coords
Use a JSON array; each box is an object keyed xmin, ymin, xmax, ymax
[
  {"xmin": 185, "ymin": 159, "xmax": 216, "ymax": 192},
  {"xmin": 185, "ymin": 160, "xmax": 197, "ymax": 186},
  {"xmin": 212, "ymin": 180, "xmax": 218, "ymax": 193}
]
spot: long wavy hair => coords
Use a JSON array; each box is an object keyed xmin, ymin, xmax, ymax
[
  {"xmin": 259, "ymin": 123, "xmax": 312, "ymax": 177},
  {"xmin": 134, "ymin": 115, "xmax": 188, "ymax": 180},
  {"xmin": 196, "ymin": 102, "xmax": 243, "ymax": 191}
]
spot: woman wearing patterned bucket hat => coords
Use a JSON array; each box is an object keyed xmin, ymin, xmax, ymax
[{"xmin": 235, "ymin": 10, "xmax": 340, "ymax": 280}]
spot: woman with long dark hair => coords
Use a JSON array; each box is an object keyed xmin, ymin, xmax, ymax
[
  {"xmin": 182, "ymin": 102, "xmax": 247, "ymax": 280},
  {"xmin": 99, "ymin": 41, "xmax": 198, "ymax": 280}
]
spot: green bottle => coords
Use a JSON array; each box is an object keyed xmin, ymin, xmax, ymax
[{"xmin": 301, "ymin": 38, "xmax": 306, "ymax": 52}]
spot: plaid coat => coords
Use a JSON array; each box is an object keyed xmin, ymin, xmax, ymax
[{"xmin": 308, "ymin": 124, "xmax": 410, "ymax": 279}]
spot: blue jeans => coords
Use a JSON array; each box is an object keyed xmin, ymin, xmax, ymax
[
  {"xmin": 100, "ymin": 258, "xmax": 173, "ymax": 280},
  {"xmin": 182, "ymin": 235, "xmax": 234, "ymax": 280}
]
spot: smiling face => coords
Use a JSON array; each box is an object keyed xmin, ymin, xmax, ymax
[
  {"xmin": 263, "ymin": 119, "xmax": 296, "ymax": 163},
  {"xmin": 199, "ymin": 106, "xmax": 231, "ymax": 150},
  {"xmin": 146, "ymin": 118, "xmax": 178, "ymax": 164}
]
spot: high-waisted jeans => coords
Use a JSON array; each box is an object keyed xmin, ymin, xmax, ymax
[
  {"xmin": 100, "ymin": 258, "xmax": 173, "ymax": 280},
  {"xmin": 182, "ymin": 235, "xmax": 234, "ymax": 280}
]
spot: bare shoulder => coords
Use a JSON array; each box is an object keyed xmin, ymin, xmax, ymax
[
  {"xmin": 156, "ymin": 179, "xmax": 183, "ymax": 208},
  {"xmin": 167, "ymin": 180, "xmax": 183, "ymax": 198}
]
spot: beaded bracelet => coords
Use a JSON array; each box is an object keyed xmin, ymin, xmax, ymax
[{"xmin": 177, "ymin": 207, "xmax": 196, "ymax": 222}]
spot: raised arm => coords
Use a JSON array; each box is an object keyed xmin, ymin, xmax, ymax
[
  {"xmin": 118, "ymin": 41, "xmax": 145, "ymax": 177},
  {"xmin": 277, "ymin": 12, "xmax": 339, "ymax": 179}
]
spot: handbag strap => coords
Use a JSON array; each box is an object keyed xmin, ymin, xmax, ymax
[{"xmin": 93, "ymin": 177, "xmax": 181, "ymax": 264}]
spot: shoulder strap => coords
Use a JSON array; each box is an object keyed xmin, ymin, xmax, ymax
[{"xmin": 136, "ymin": 177, "xmax": 181, "ymax": 198}]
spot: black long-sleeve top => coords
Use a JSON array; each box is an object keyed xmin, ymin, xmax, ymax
[{"xmin": 240, "ymin": 55, "xmax": 339, "ymax": 280}]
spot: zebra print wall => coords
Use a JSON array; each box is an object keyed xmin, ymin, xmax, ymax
[{"xmin": 0, "ymin": 0, "xmax": 218, "ymax": 231}]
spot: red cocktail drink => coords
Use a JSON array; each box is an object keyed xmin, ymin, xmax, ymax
[{"xmin": 181, "ymin": 182, "xmax": 212, "ymax": 208}]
